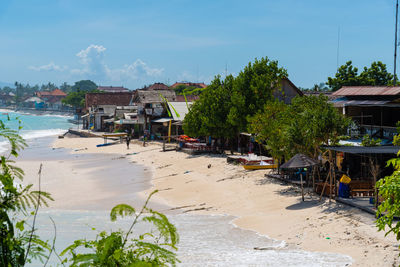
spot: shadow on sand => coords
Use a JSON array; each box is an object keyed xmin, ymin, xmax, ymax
[{"xmin": 285, "ymin": 199, "xmax": 322, "ymax": 210}]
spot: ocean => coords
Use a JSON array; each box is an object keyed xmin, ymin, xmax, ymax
[
  {"xmin": 0, "ymin": 110, "xmax": 73, "ymax": 154},
  {"xmin": 1, "ymin": 111, "xmax": 352, "ymax": 266}
]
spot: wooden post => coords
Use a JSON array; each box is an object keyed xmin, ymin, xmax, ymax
[
  {"xmin": 320, "ymin": 167, "xmax": 331, "ymax": 201},
  {"xmin": 168, "ymin": 120, "xmax": 172, "ymax": 143},
  {"xmin": 163, "ymin": 136, "xmax": 166, "ymax": 152},
  {"xmin": 301, "ymin": 173, "xmax": 305, "ymax": 201}
]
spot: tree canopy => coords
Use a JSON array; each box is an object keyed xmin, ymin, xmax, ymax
[
  {"xmin": 183, "ymin": 57, "xmax": 288, "ymax": 139},
  {"xmin": 71, "ymin": 80, "xmax": 98, "ymax": 92},
  {"xmin": 327, "ymin": 61, "xmax": 394, "ymax": 91},
  {"xmin": 248, "ymin": 94, "xmax": 350, "ymax": 161}
]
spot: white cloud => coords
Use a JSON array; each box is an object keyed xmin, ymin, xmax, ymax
[
  {"xmin": 71, "ymin": 45, "xmax": 163, "ymax": 85},
  {"xmin": 110, "ymin": 59, "xmax": 164, "ymax": 81},
  {"xmin": 71, "ymin": 44, "xmax": 108, "ymax": 79},
  {"xmin": 29, "ymin": 62, "xmax": 67, "ymax": 72},
  {"xmin": 29, "ymin": 44, "xmax": 165, "ymax": 87}
]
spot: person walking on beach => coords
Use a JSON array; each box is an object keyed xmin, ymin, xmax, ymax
[{"xmin": 126, "ymin": 135, "xmax": 131, "ymax": 149}]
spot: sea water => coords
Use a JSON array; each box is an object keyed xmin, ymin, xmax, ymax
[
  {"xmin": 0, "ymin": 110, "xmax": 73, "ymax": 154},
  {"xmin": 0, "ymin": 111, "xmax": 352, "ymax": 266},
  {"xmin": 33, "ymin": 211, "xmax": 352, "ymax": 267}
]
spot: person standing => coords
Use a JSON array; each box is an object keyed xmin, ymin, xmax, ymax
[{"xmin": 126, "ymin": 135, "xmax": 131, "ymax": 149}]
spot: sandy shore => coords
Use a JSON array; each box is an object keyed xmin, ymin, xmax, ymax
[{"xmin": 51, "ymin": 136, "xmax": 399, "ymax": 266}]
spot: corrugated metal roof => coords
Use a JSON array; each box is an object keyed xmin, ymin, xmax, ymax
[
  {"xmin": 324, "ymin": 146, "xmax": 400, "ymax": 154},
  {"xmin": 332, "ymin": 86, "xmax": 400, "ymax": 96},
  {"xmin": 168, "ymin": 102, "xmax": 192, "ymax": 121},
  {"xmin": 332, "ymin": 99, "xmax": 391, "ymax": 107}
]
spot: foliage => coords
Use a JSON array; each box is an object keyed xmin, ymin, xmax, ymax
[
  {"xmin": 62, "ymin": 81, "xmax": 100, "ymax": 108},
  {"xmin": 359, "ymin": 61, "xmax": 393, "ymax": 86},
  {"xmin": 327, "ymin": 61, "xmax": 393, "ymax": 91},
  {"xmin": 0, "ymin": 117, "xmax": 54, "ymax": 266},
  {"xmin": 71, "ymin": 80, "xmax": 98, "ymax": 92},
  {"xmin": 184, "ymin": 57, "xmax": 288, "ymax": 139},
  {"xmin": 61, "ymin": 190, "xmax": 179, "ymax": 266},
  {"xmin": 183, "ymin": 75, "xmax": 235, "ymax": 138},
  {"xmin": 172, "ymin": 85, "xmax": 205, "ymax": 96},
  {"xmin": 249, "ymin": 94, "xmax": 350, "ymax": 161},
  {"xmin": 248, "ymin": 100, "xmax": 288, "ymax": 162},
  {"xmin": 327, "ymin": 61, "xmax": 360, "ymax": 91},
  {"xmin": 361, "ymin": 134, "xmax": 381, "ymax": 147},
  {"xmin": 62, "ymin": 91, "xmax": 88, "ymax": 108},
  {"xmin": 376, "ymin": 155, "xmax": 400, "ymax": 242}
]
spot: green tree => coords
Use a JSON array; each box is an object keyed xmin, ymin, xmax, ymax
[
  {"xmin": 248, "ymin": 100, "xmax": 288, "ymax": 163},
  {"xmin": 60, "ymin": 82, "xmax": 73, "ymax": 93},
  {"xmin": 183, "ymin": 57, "xmax": 288, "ymax": 141},
  {"xmin": 62, "ymin": 91, "xmax": 88, "ymax": 108},
  {"xmin": 376, "ymin": 155, "xmax": 400, "ymax": 244},
  {"xmin": 183, "ymin": 75, "xmax": 235, "ymax": 138},
  {"xmin": 249, "ymin": 95, "xmax": 350, "ymax": 160},
  {"xmin": 327, "ymin": 61, "xmax": 360, "ymax": 91},
  {"xmin": 228, "ymin": 57, "xmax": 288, "ymax": 134},
  {"xmin": 359, "ymin": 61, "xmax": 394, "ymax": 86},
  {"xmin": 72, "ymin": 80, "xmax": 97, "ymax": 92}
]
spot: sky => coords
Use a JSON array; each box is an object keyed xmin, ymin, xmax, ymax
[{"xmin": 0, "ymin": 0, "xmax": 397, "ymax": 89}]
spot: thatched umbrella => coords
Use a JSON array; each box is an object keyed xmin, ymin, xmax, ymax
[{"xmin": 280, "ymin": 154, "xmax": 319, "ymax": 201}]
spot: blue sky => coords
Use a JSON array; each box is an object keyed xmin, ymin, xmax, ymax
[{"xmin": 0, "ymin": 0, "xmax": 397, "ymax": 89}]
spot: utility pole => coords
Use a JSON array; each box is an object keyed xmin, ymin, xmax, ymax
[{"xmin": 395, "ymin": 0, "xmax": 399, "ymax": 85}]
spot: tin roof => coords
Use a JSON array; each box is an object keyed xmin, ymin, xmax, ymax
[
  {"xmin": 168, "ymin": 102, "xmax": 193, "ymax": 121},
  {"xmin": 332, "ymin": 86, "xmax": 400, "ymax": 96},
  {"xmin": 97, "ymin": 86, "xmax": 129, "ymax": 93},
  {"xmin": 85, "ymin": 92, "xmax": 134, "ymax": 109}
]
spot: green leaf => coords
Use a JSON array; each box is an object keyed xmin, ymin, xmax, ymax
[{"xmin": 110, "ymin": 204, "xmax": 136, "ymax": 221}]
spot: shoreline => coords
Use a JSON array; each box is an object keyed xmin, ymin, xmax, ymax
[
  {"xmin": 52, "ymin": 136, "xmax": 399, "ymax": 266},
  {"xmin": 0, "ymin": 107, "xmax": 74, "ymax": 117}
]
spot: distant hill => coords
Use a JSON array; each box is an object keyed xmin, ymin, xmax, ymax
[{"xmin": 0, "ymin": 81, "xmax": 14, "ymax": 88}]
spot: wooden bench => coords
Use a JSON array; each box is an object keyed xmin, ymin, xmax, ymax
[
  {"xmin": 350, "ymin": 189, "xmax": 374, "ymax": 197},
  {"xmin": 349, "ymin": 181, "xmax": 374, "ymax": 198}
]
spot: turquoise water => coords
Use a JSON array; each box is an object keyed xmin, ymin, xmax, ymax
[{"xmin": 0, "ymin": 110, "xmax": 73, "ymax": 153}]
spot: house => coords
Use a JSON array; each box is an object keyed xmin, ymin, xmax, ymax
[
  {"xmin": 35, "ymin": 89, "xmax": 67, "ymax": 110},
  {"xmin": 97, "ymin": 86, "xmax": 130, "ymax": 93},
  {"xmin": 331, "ymin": 86, "xmax": 400, "ymax": 139},
  {"xmin": 84, "ymin": 92, "xmax": 134, "ymax": 131},
  {"xmin": 131, "ymin": 85, "xmax": 177, "ymax": 136},
  {"xmin": 273, "ymin": 78, "xmax": 303, "ymax": 104}
]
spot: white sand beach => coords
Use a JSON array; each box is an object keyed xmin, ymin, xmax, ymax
[{"xmin": 19, "ymin": 135, "xmax": 399, "ymax": 266}]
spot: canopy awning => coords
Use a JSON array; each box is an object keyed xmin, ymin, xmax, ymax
[
  {"xmin": 103, "ymin": 118, "xmax": 115, "ymax": 123},
  {"xmin": 323, "ymin": 146, "xmax": 400, "ymax": 154},
  {"xmin": 114, "ymin": 119, "xmax": 139, "ymax": 125},
  {"xmin": 81, "ymin": 113, "xmax": 90, "ymax": 118},
  {"xmin": 151, "ymin": 118, "xmax": 173, "ymax": 123}
]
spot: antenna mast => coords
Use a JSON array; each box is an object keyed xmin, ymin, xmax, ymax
[
  {"xmin": 336, "ymin": 26, "xmax": 340, "ymax": 71},
  {"xmin": 395, "ymin": 0, "xmax": 399, "ymax": 85}
]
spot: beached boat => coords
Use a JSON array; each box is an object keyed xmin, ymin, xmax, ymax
[{"xmin": 243, "ymin": 162, "xmax": 277, "ymax": 170}]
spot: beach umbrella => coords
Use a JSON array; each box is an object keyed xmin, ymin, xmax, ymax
[{"xmin": 280, "ymin": 154, "xmax": 319, "ymax": 201}]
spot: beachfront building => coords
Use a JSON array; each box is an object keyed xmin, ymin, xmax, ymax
[
  {"xmin": 331, "ymin": 86, "xmax": 400, "ymax": 140},
  {"xmin": 97, "ymin": 86, "xmax": 130, "ymax": 93},
  {"xmin": 131, "ymin": 83, "xmax": 177, "ymax": 138},
  {"xmin": 83, "ymin": 92, "xmax": 134, "ymax": 131},
  {"xmin": 35, "ymin": 88, "xmax": 68, "ymax": 110}
]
